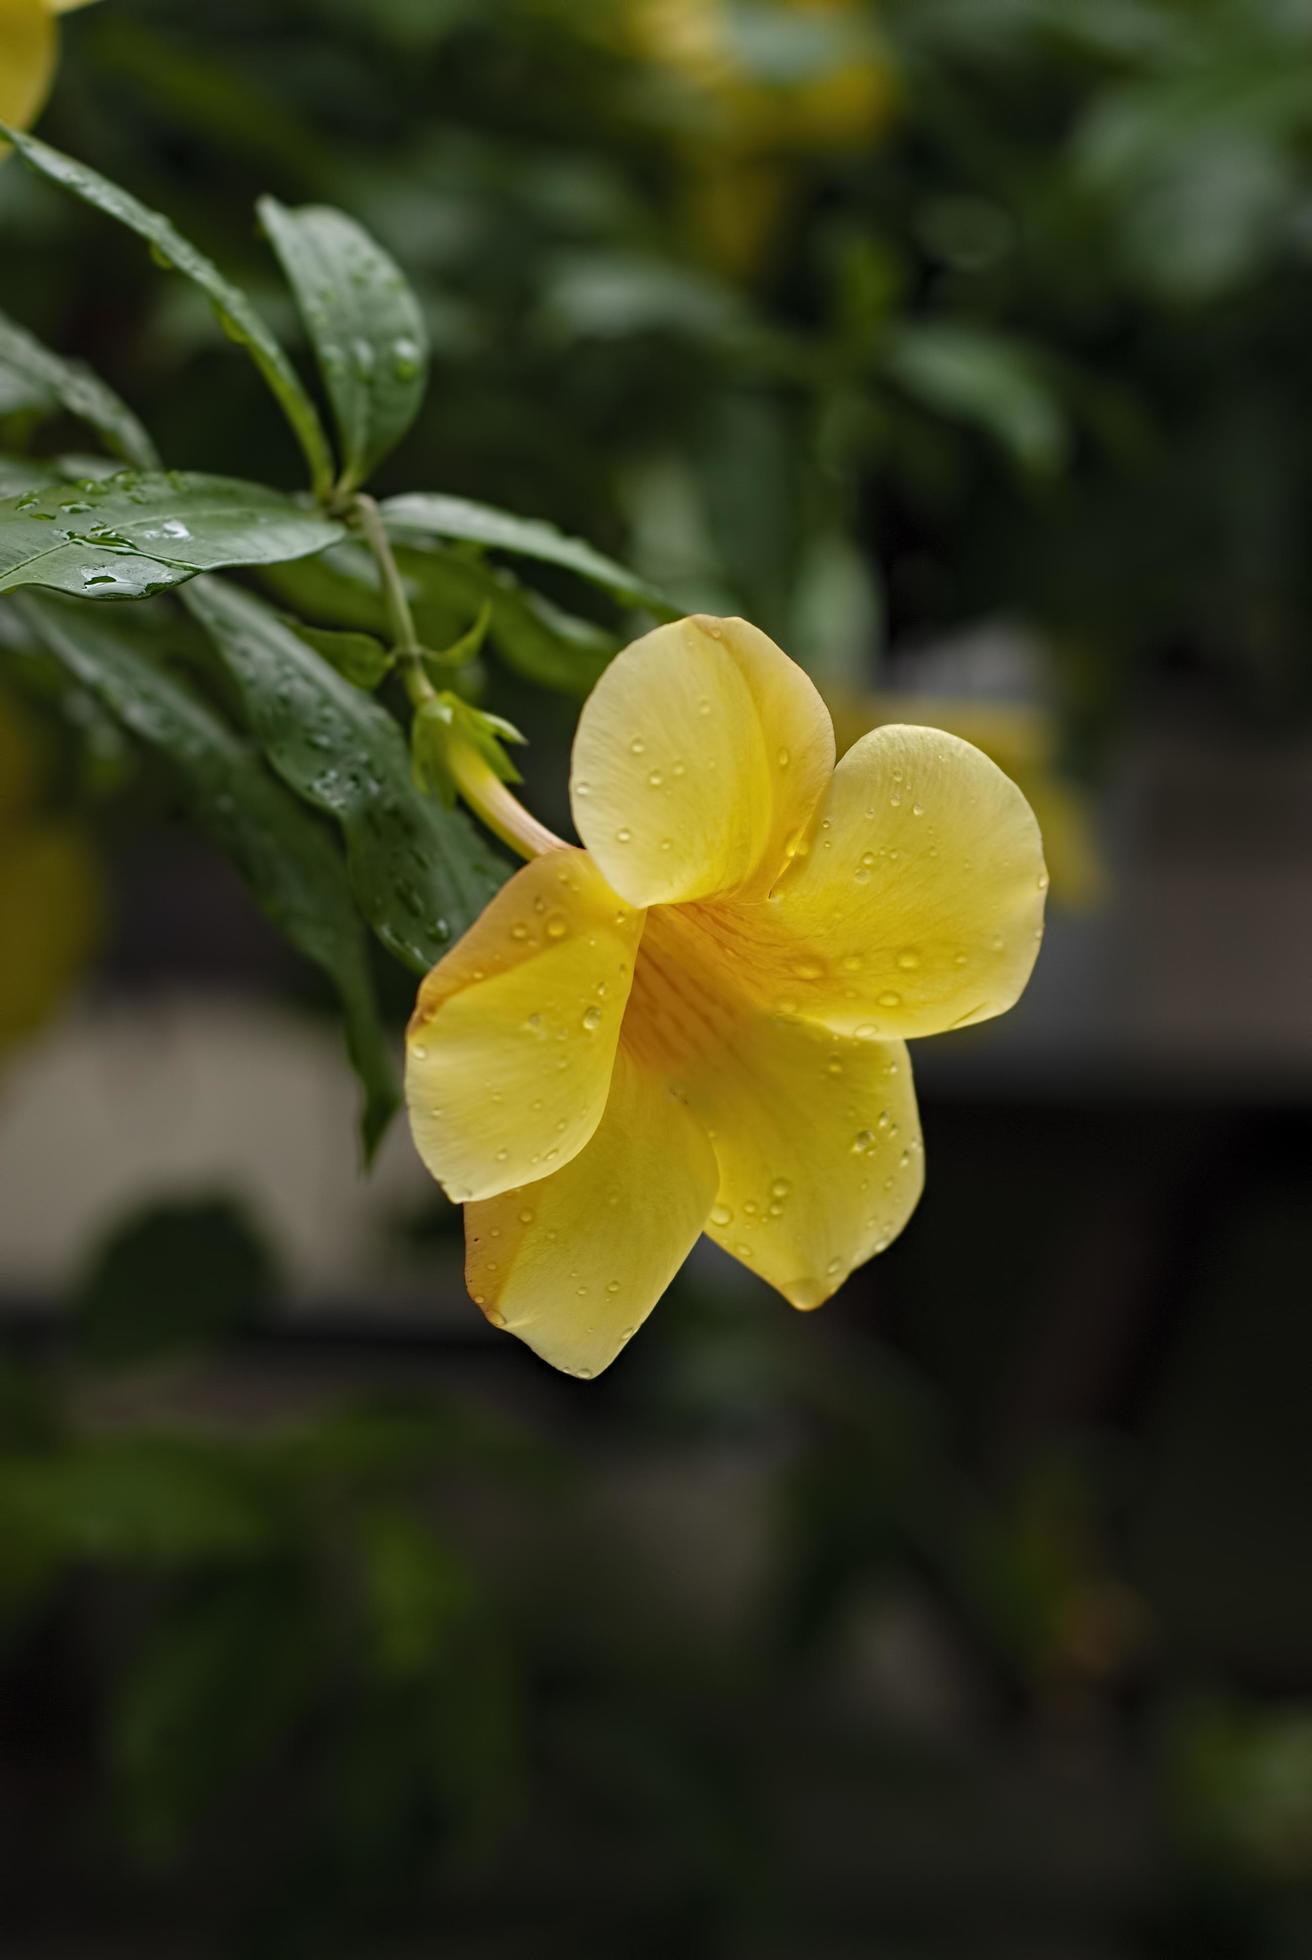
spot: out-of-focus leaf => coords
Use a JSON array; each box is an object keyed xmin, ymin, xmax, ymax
[
  {"xmin": 0, "ymin": 121, "xmax": 336, "ymax": 498},
  {"xmin": 11, "ymin": 592, "xmax": 398, "ymax": 1157},
  {"xmin": 182, "ymin": 578, "xmax": 506, "ymax": 972},
  {"xmin": 284, "ymin": 616, "xmax": 395, "ymax": 690},
  {"xmin": 882, "ymin": 323, "xmax": 1068, "ymax": 475},
  {"xmin": 259, "ymin": 198, "xmax": 429, "ymax": 494},
  {"xmin": 0, "ymin": 455, "xmax": 59, "ymax": 500},
  {"xmin": 358, "ymin": 1507, "xmax": 477, "ymax": 1680},
  {"xmin": 112, "ymin": 1575, "xmax": 319, "ymax": 1859},
  {"xmin": 0, "ymin": 1436, "xmax": 275, "ymax": 1563},
  {"xmin": 380, "ymin": 491, "xmax": 676, "ymax": 616},
  {"xmin": 0, "ymin": 471, "xmax": 343, "ymax": 599},
  {"xmin": 74, "ymin": 1196, "xmax": 278, "ymax": 1368},
  {"xmin": 0, "ymin": 309, "xmax": 159, "ymax": 468}
]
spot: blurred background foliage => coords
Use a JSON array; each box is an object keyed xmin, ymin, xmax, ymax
[{"xmin": 2, "ymin": 1, "xmax": 1312, "ymax": 1955}]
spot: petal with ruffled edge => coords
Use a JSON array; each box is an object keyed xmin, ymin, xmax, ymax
[
  {"xmin": 465, "ymin": 1044, "xmax": 718, "ymax": 1378},
  {"xmin": 1, "ymin": 0, "xmax": 56, "ymax": 134},
  {"xmin": 624, "ymin": 908, "xmax": 924, "ymax": 1310},
  {"xmin": 569, "ymin": 615, "xmax": 833, "ymax": 910},
  {"xmin": 406, "ymin": 848, "xmax": 643, "ymax": 1204},
  {"xmin": 761, "ymin": 724, "xmax": 1047, "ymax": 1040}
]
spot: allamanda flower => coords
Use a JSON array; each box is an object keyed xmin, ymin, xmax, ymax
[
  {"xmin": 406, "ymin": 616, "xmax": 1046, "ymax": 1378},
  {"xmin": 0, "ymin": 0, "xmax": 98, "ymax": 139}
]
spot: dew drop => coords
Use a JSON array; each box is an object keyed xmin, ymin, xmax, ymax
[
  {"xmin": 647, "ymin": 769, "xmax": 663, "ymax": 788},
  {"xmin": 777, "ymin": 747, "xmax": 790, "ymax": 768},
  {"xmin": 852, "ymin": 1129, "xmax": 875, "ymax": 1154},
  {"xmin": 841, "ymin": 953, "xmax": 863, "ymax": 973},
  {"xmin": 770, "ymin": 1178, "xmax": 791, "ymax": 1199},
  {"xmin": 411, "ymin": 1043, "xmax": 428, "ymax": 1061},
  {"xmin": 545, "ymin": 915, "xmax": 568, "ymax": 939},
  {"xmin": 630, "ymin": 736, "xmax": 646, "ymax": 755},
  {"xmin": 606, "ymin": 1280, "xmax": 621, "ymax": 1295},
  {"xmin": 518, "ymin": 1208, "xmax": 535, "ymax": 1224},
  {"xmin": 877, "ymin": 990, "xmax": 903, "ymax": 1009},
  {"xmin": 616, "ymin": 826, "xmax": 632, "ymax": 843},
  {"xmin": 826, "ymin": 1257, "xmax": 844, "ymax": 1277},
  {"xmin": 510, "ymin": 922, "xmax": 530, "ymax": 942},
  {"xmin": 1037, "ymin": 871, "xmax": 1050, "ymax": 891},
  {"xmin": 895, "ymin": 948, "xmax": 920, "ymax": 972},
  {"xmin": 710, "ymin": 1203, "xmax": 733, "ymax": 1228},
  {"xmin": 582, "ymin": 1004, "xmax": 602, "ymax": 1032},
  {"xmin": 792, "ymin": 957, "xmax": 825, "ymax": 980}
]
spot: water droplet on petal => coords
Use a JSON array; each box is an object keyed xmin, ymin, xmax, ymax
[
  {"xmin": 895, "ymin": 948, "xmax": 921, "ymax": 972},
  {"xmin": 582, "ymin": 1004, "xmax": 602, "ymax": 1032},
  {"xmin": 710, "ymin": 1203, "xmax": 733, "ymax": 1228},
  {"xmin": 877, "ymin": 990, "xmax": 902, "ymax": 1009},
  {"xmin": 545, "ymin": 915, "xmax": 568, "ymax": 939}
]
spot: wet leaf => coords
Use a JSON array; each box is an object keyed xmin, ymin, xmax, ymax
[
  {"xmin": 259, "ymin": 198, "xmax": 429, "ymax": 494},
  {"xmin": 0, "ymin": 470, "xmax": 343, "ymax": 600},
  {"xmin": 11, "ymin": 592, "xmax": 398, "ymax": 1158},
  {"xmin": 183, "ymin": 577, "xmax": 507, "ymax": 973},
  {"xmin": 0, "ymin": 309, "xmax": 159, "ymax": 469},
  {"xmin": 380, "ymin": 491, "xmax": 677, "ymax": 616},
  {"xmin": 0, "ymin": 121, "xmax": 335, "ymax": 498}
]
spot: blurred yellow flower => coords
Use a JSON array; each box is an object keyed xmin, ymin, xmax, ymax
[
  {"xmin": 635, "ymin": 0, "xmax": 897, "ymax": 274},
  {"xmin": 407, "ymin": 616, "xmax": 1046, "ymax": 1378},
  {"xmin": 830, "ymin": 691, "xmax": 1106, "ymax": 909},
  {"xmin": 0, "ymin": 0, "xmax": 99, "ymax": 138},
  {"xmin": 0, "ymin": 685, "xmax": 100, "ymax": 1059}
]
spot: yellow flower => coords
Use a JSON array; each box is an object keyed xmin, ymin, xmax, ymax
[
  {"xmin": 0, "ymin": 684, "xmax": 100, "ymax": 1058},
  {"xmin": 634, "ymin": 0, "xmax": 897, "ymax": 275},
  {"xmin": 406, "ymin": 616, "xmax": 1045, "ymax": 1378},
  {"xmin": 829, "ymin": 691, "xmax": 1106, "ymax": 910},
  {"xmin": 0, "ymin": 0, "xmax": 99, "ymax": 138}
]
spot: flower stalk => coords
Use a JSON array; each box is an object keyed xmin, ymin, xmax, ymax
[{"xmin": 351, "ymin": 492, "xmax": 562, "ymax": 863}]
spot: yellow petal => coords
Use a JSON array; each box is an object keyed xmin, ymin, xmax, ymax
[
  {"xmin": 406, "ymin": 848, "xmax": 643, "ymax": 1204},
  {"xmin": 569, "ymin": 614, "xmax": 833, "ymax": 909},
  {"xmin": 830, "ymin": 689, "xmax": 1106, "ymax": 910},
  {"xmin": 465, "ymin": 1044, "xmax": 717, "ymax": 1378},
  {"xmin": 48, "ymin": 1, "xmax": 103, "ymax": 13},
  {"xmin": 0, "ymin": 0, "xmax": 56, "ymax": 134},
  {"xmin": 625, "ymin": 907, "xmax": 924, "ymax": 1310},
  {"xmin": 766, "ymin": 724, "xmax": 1047, "ymax": 1040},
  {"xmin": 0, "ymin": 822, "xmax": 99, "ymax": 1055}
]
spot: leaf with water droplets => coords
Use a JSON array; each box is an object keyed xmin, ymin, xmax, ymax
[
  {"xmin": 183, "ymin": 578, "xmax": 506, "ymax": 972},
  {"xmin": 0, "ymin": 308, "xmax": 159, "ymax": 470},
  {"xmin": 380, "ymin": 492, "xmax": 677, "ymax": 618},
  {"xmin": 11, "ymin": 591, "xmax": 398, "ymax": 1160},
  {"xmin": 0, "ymin": 471, "xmax": 343, "ymax": 600},
  {"xmin": 259, "ymin": 198, "xmax": 429, "ymax": 495},
  {"xmin": 0, "ymin": 121, "xmax": 335, "ymax": 499}
]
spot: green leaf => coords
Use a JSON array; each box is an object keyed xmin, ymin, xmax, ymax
[
  {"xmin": 11, "ymin": 591, "xmax": 398, "ymax": 1157},
  {"xmin": 882, "ymin": 324, "xmax": 1069, "ymax": 477},
  {"xmin": 0, "ymin": 121, "xmax": 336, "ymax": 500},
  {"xmin": 0, "ymin": 470, "xmax": 344, "ymax": 600},
  {"xmin": 396, "ymin": 543, "xmax": 620, "ymax": 696},
  {"xmin": 0, "ymin": 308, "xmax": 159, "ymax": 470},
  {"xmin": 283, "ymin": 616, "xmax": 394, "ymax": 690},
  {"xmin": 380, "ymin": 492, "xmax": 677, "ymax": 616},
  {"xmin": 182, "ymin": 578, "xmax": 506, "ymax": 972},
  {"xmin": 258, "ymin": 198, "xmax": 429, "ymax": 495},
  {"xmin": 0, "ymin": 1436, "xmax": 275, "ymax": 1564}
]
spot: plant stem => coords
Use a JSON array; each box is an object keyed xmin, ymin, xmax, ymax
[
  {"xmin": 350, "ymin": 493, "xmax": 433, "ymax": 708},
  {"xmin": 351, "ymin": 493, "xmax": 564, "ymax": 863}
]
